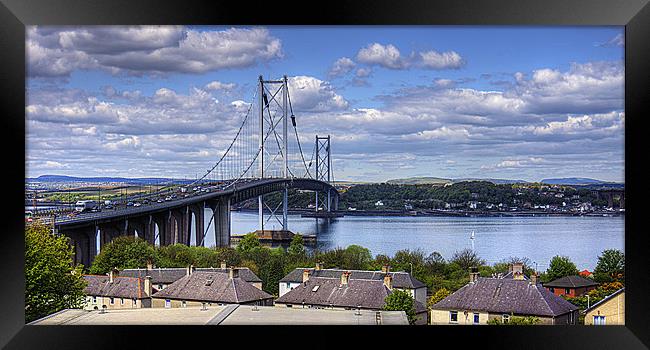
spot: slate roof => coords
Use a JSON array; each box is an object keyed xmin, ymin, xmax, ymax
[
  {"xmin": 544, "ymin": 275, "xmax": 598, "ymax": 288},
  {"xmin": 120, "ymin": 267, "xmax": 262, "ymax": 284},
  {"xmin": 275, "ymin": 277, "xmax": 391, "ymax": 310},
  {"xmin": 279, "ymin": 268, "xmax": 426, "ymax": 289},
  {"xmin": 151, "ymin": 271, "xmax": 272, "ymax": 304},
  {"xmin": 432, "ymin": 277, "xmax": 578, "ymax": 317},
  {"xmin": 83, "ymin": 275, "xmax": 147, "ymax": 299}
]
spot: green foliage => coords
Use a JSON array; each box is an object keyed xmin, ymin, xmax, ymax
[
  {"xmin": 25, "ymin": 223, "xmax": 87, "ymax": 323},
  {"xmin": 384, "ymin": 289, "xmax": 417, "ymax": 325},
  {"xmin": 342, "ymin": 245, "xmax": 373, "ymax": 270},
  {"xmin": 593, "ymin": 249, "xmax": 625, "ymax": 283},
  {"xmin": 89, "ymin": 236, "xmax": 155, "ymax": 274},
  {"xmin": 487, "ymin": 315, "xmax": 540, "ymax": 325},
  {"xmin": 155, "ymin": 243, "xmax": 195, "ymax": 268},
  {"xmin": 236, "ymin": 232, "xmax": 261, "ymax": 254},
  {"xmin": 427, "ymin": 288, "xmax": 451, "ymax": 309},
  {"xmin": 545, "ymin": 255, "xmax": 579, "ymax": 282},
  {"xmin": 287, "ymin": 234, "xmax": 306, "ymax": 260},
  {"xmin": 564, "ymin": 281, "xmax": 624, "ymax": 310},
  {"xmin": 450, "ymin": 249, "xmax": 486, "ymax": 271}
]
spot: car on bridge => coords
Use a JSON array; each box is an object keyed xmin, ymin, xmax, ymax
[{"xmin": 127, "ymin": 201, "xmax": 134, "ymax": 206}]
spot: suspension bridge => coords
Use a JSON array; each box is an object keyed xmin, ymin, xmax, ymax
[{"xmin": 30, "ymin": 75, "xmax": 341, "ymax": 267}]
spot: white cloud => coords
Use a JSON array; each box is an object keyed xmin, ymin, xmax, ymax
[
  {"xmin": 27, "ymin": 26, "xmax": 283, "ymax": 77},
  {"xmin": 419, "ymin": 50, "xmax": 464, "ymax": 69},
  {"xmin": 356, "ymin": 43, "xmax": 408, "ymax": 69},
  {"xmin": 328, "ymin": 57, "xmax": 356, "ymax": 77},
  {"xmin": 205, "ymin": 81, "xmax": 237, "ymax": 91},
  {"xmin": 288, "ymin": 76, "xmax": 349, "ymax": 112}
]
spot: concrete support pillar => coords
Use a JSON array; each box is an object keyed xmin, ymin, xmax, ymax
[
  {"xmin": 152, "ymin": 213, "xmax": 167, "ymax": 246},
  {"xmin": 193, "ymin": 203, "xmax": 205, "ymax": 246},
  {"xmin": 183, "ymin": 206, "xmax": 191, "ymax": 245},
  {"xmin": 210, "ymin": 197, "xmax": 231, "ymax": 247},
  {"xmin": 144, "ymin": 215, "xmax": 156, "ymax": 245}
]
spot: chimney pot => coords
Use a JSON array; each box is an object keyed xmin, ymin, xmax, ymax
[
  {"xmin": 315, "ymin": 262, "xmax": 323, "ymax": 271},
  {"xmin": 469, "ymin": 267, "xmax": 479, "ymax": 283},
  {"xmin": 229, "ymin": 267, "xmax": 239, "ymax": 279},
  {"xmin": 381, "ymin": 265, "xmax": 390, "ymax": 273},
  {"xmin": 220, "ymin": 261, "xmax": 227, "ymax": 269},
  {"xmin": 530, "ymin": 272, "xmax": 539, "ymax": 285},
  {"xmin": 146, "ymin": 260, "xmax": 153, "ymax": 271},
  {"xmin": 109, "ymin": 268, "xmax": 119, "ymax": 283},
  {"xmin": 144, "ymin": 276, "xmax": 152, "ymax": 297},
  {"xmin": 302, "ymin": 269, "xmax": 311, "ymax": 283},
  {"xmin": 186, "ymin": 264, "xmax": 195, "ymax": 276},
  {"xmin": 383, "ymin": 274, "xmax": 393, "ymax": 290},
  {"xmin": 340, "ymin": 271, "xmax": 351, "ymax": 286}
]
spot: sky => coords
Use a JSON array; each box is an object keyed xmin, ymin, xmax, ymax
[{"xmin": 25, "ymin": 26, "xmax": 625, "ymax": 182}]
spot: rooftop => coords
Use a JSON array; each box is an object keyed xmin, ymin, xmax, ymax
[
  {"xmin": 276, "ymin": 277, "xmax": 391, "ymax": 310},
  {"xmin": 29, "ymin": 305, "xmax": 409, "ymax": 325},
  {"xmin": 120, "ymin": 267, "xmax": 262, "ymax": 284},
  {"xmin": 544, "ymin": 275, "xmax": 599, "ymax": 288},
  {"xmin": 280, "ymin": 268, "xmax": 426, "ymax": 289},
  {"xmin": 152, "ymin": 271, "xmax": 272, "ymax": 304},
  {"xmin": 432, "ymin": 277, "xmax": 578, "ymax": 317},
  {"xmin": 83, "ymin": 275, "xmax": 147, "ymax": 299}
]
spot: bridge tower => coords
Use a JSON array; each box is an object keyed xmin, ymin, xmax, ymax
[
  {"xmin": 258, "ymin": 75, "xmax": 290, "ymax": 232},
  {"xmin": 315, "ymin": 135, "xmax": 334, "ymax": 212}
]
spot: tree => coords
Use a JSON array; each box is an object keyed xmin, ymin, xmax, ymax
[
  {"xmin": 89, "ymin": 236, "xmax": 155, "ymax": 274},
  {"xmin": 342, "ymin": 245, "xmax": 373, "ymax": 270},
  {"xmin": 154, "ymin": 243, "xmax": 195, "ymax": 268},
  {"xmin": 593, "ymin": 249, "xmax": 625, "ymax": 283},
  {"xmin": 287, "ymin": 234, "xmax": 306, "ymax": 259},
  {"xmin": 450, "ymin": 249, "xmax": 485, "ymax": 271},
  {"xmin": 427, "ymin": 288, "xmax": 451, "ymax": 309},
  {"xmin": 25, "ymin": 223, "xmax": 87, "ymax": 323},
  {"xmin": 236, "ymin": 232, "xmax": 261, "ymax": 255},
  {"xmin": 424, "ymin": 252, "xmax": 446, "ymax": 275},
  {"xmin": 384, "ymin": 289, "xmax": 417, "ymax": 325},
  {"xmin": 545, "ymin": 256, "xmax": 579, "ymax": 282}
]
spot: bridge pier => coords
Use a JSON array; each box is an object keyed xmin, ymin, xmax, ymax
[
  {"xmin": 65, "ymin": 227, "xmax": 97, "ymax": 268},
  {"xmin": 151, "ymin": 213, "xmax": 168, "ymax": 246},
  {"xmin": 208, "ymin": 197, "xmax": 231, "ymax": 247},
  {"xmin": 190, "ymin": 203, "xmax": 205, "ymax": 246}
]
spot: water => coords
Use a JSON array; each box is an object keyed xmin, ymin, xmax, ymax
[{"xmin": 199, "ymin": 211, "xmax": 624, "ymax": 271}]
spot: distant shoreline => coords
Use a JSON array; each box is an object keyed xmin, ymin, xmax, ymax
[{"xmin": 234, "ymin": 208, "xmax": 624, "ymax": 218}]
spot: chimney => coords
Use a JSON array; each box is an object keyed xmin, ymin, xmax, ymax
[
  {"xmin": 186, "ymin": 264, "xmax": 195, "ymax": 276},
  {"xmin": 302, "ymin": 269, "xmax": 311, "ymax": 283},
  {"xmin": 315, "ymin": 262, "xmax": 323, "ymax": 271},
  {"xmin": 383, "ymin": 274, "xmax": 393, "ymax": 290},
  {"xmin": 146, "ymin": 260, "xmax": 153, "ymax": 271},
  {"xmin": 229, "ymin": 267, "xmax": 239, "ymax": 279},
  {"xmin": 381, "ymin": 265, "xmax": 390, "ymax": 273},
  {"xmin": 109, "ymin": 268, "xmax": 119, "ymax": 283},
  {"xmin": 512, "ymin": 262, "xmax": 524, "ymax": 280},
  {"xmin": 144, "ymin": 276, "xmax": 152, "ymax": 297},
  {"xmin": 220, "ymin": 261, "xmax": 227, "ymax": 269},
  {"xmin": 469, "ymin": 267, "xmax": 479, "ymax": 283},
  {"xmin": 530, "ymin": 272, "xmax": 539, "ymax": 285},
  {"xmin": 340, "ymin": 271, "xmax": 351, "ymax": 286}
]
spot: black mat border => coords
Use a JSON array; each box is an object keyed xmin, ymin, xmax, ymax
[{"xmin": 0, "ymin": 0, "xmax": 648, "ymax": 348}]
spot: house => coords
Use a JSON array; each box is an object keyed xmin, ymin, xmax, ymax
[
  {"xmin": 275, "ymin": 269, "xmax": 428, "ymax": 325},
  {"xmin": 121, "ymin": 261, "xmax": 263, "ymax": 291},
  {"xmin": 82, "ymin": 269, "xmax": 152, "ymax": 310},
  {"xmin": 544, "ymin": 275, "xmax": 598, "ymax": 297},
  {"xmin": 151, "ymin": 268, "xmax": 273, "ymax": 308},
  {"xmin": 584, "ymin": 288, "xmax": 625, "ymax": 325},
  {"xmin": 430, "ymin": 271, "xmax": 579, "ymax": 325},
  {"xmin": 579, "ymin": 269, "xmax": 593, "ymax": 278},
  {"xmin": 279, "ymin": 263, "xmax": 427, "ymax": 305}
]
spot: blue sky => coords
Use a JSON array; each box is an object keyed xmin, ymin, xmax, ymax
[{"xmin": 26, "ymin": 26, "xmax": 624, "ymax": 182}]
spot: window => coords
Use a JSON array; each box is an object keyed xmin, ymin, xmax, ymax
[
  {"xmin": 132, "ymin": 299, "xmax": 137, "ymax": 307},
  {"xmin": 181, "ymin": 300, "xmax": 187, "ymax": 308},
  {"xmin": 109, "ymin": 297, "xmax": 114, "ymax": 305},
  {"xmin": 549, "ymin": 287, "xmax": 555, "ymax": 293},
  {"xmin": 473, "ymin": 313, "xmax": 480, "ymax": 324},
  {"xmin": 92, "ymin": 296, "xmax": 97, "ymax": 304},
  {"xmin": 165, "ymin": 299, "xmax": 171, "ymax": 308},
  {"xmin": 565, "ymin": 288, "xmax": 571, "ymax": 294},
  {"xmin": 120, "ymin": 298, "xmax": 124, "ymax": 305},
  {"xmin": 286, "ymin": 304, "xmax": 292, "ymax": 308},
  {"xmin": 594, "ymin": 315, "xmax": 606, "ymax": 325},
  {"xmin": 158, "ymin": 284, "xmax": 163, "ymax": 290},
  {"xmin": 502, "ymin": 314, "xmax": 510, "ymax": 323},
  {"xmin": 450, "ymin": 311, "xmax": 458, "ymax": 323}
]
